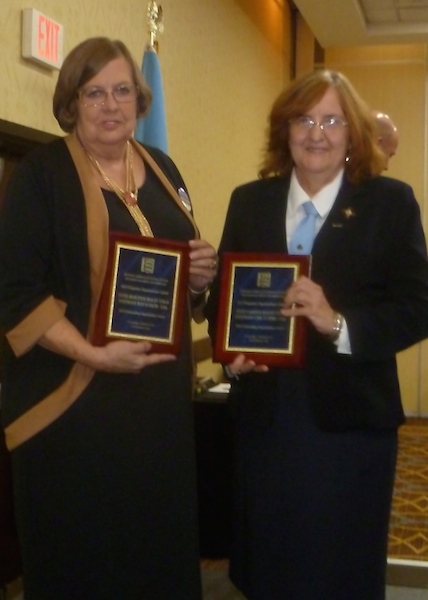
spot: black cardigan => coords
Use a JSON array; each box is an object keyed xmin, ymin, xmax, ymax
[{"xmin": 0, "ymin": 137, "xmax": 192, "ymax": 429}]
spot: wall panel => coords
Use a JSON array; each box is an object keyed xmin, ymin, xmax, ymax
[
  {"xmin": 0, "ymin": 0, "xmax": 288, "ymax": 381},
  {"xmin": 325, "ymin": 47, "xmax": 428, "ymax": 415}
]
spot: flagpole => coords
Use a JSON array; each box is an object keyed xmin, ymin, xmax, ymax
[
  {"xmin": 134, "ymin": 2, "xmax": 168, "ymax": 153},
  {"xmin": 147, "ymin": 1, "xmax": 163, "ymax": 50}
]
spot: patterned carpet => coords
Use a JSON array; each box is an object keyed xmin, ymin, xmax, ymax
[{"xmin": 388, "ymin": 418, "xmax": 428, "ymax": 562}]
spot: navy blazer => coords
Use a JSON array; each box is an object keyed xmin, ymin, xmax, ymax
[{"xmin": 205, "ymin": 175, "xmax": 428, "ymax": 431}]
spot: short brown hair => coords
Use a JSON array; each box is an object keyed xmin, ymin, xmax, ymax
[
  {"xmin": 259, "ymin": 69, "xmax": 385, "ymax": 185},
  {"xmin": 53, "ymin": 37, "xmax": 152, "ymax": 133}
]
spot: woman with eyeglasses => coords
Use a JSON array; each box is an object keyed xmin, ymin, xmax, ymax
[
  {"xmin": 0, "ymin": 37, "xmax": 217, "ymax": 599},
  {"xmin": 205, "ymin": 69, "xmax": 428, "ymax": 599}
]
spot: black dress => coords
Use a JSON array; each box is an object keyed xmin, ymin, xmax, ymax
[{"xmin": 6, "ymin": 155, "xmax": 202, "ymax": 599}]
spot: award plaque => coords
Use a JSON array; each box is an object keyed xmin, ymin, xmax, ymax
[
  {"xmin": 213, "ymin": 252, "xmax": 311, "ymax": 367},
  {"xmin": 92, "ymin": 231, "xmax": 189, "ymax": 353}
]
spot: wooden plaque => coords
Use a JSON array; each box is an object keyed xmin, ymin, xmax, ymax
[
  {"xmin": 213, "ymin": 252, "xmax": 311, "ymax": 367},
  {"xmin": 92, "ymin": 231, "xmax": 189, "ymax": 354}
]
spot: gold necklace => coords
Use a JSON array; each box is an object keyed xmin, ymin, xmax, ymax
[
  {"xmin": 86, "ymin": 141, "xmax": 153, "ymax": 237},
  {"xmin": 87, "ymin": 140, "xmax": 138, "ymax": 205}
]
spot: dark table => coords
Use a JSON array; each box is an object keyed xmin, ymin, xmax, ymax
[{"xmin": 193, "ymin": 390, "xmax": 234, "ymax": 559}]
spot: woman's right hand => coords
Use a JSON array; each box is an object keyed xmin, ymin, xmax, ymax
[
  {"xmin": 38, "ymin": 317, "xmax": 175, "ymax": 374},
  {"xmin": 94, "ymin": 340, "xmax": 176, "ymax": 374},
  {"xmin": 225, "ymin": 353, "xmax": 269, "ymax": 378}
]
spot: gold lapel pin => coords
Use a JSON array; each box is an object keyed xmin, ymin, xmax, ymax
[
  {"xmin": 342, "ymin": 207, "xmax": 356, "ymax": 219},
  {"xmin": 332, "ymin": 207, "xmax": 356, "ymax": 228}
]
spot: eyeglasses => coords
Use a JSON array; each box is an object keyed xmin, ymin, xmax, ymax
[
  {"xmin": 290, "ymin": 116, "xmax": 348, "ymax": 132},
  {"xmin": 78, "ymin": 84, "xmax": 139, "ymax": 107}
]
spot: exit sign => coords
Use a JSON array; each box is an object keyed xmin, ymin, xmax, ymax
[{"xmin": 22, "ymin": 8, "xmax": 63, "ymax": 70}]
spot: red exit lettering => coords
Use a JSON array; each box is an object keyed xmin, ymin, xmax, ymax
[{"xmin": 37, "ymin": 15, "xmax": 59, "ymax": 63}]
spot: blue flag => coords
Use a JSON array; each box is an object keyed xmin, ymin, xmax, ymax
[{"xmin": 134, "ymin": 45, "xmax": 168, "ymax": 153}]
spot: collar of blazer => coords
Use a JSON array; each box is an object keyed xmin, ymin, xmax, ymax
[
  {"xmin": 318, "ymin": 177, "xmax": 374, "ymax": 231},
  {"xmin": 254, "ymin": 175, "xmax": 376, "ymax": 255},
  {"xmin": 249, "ymin": 176, "xmax": 291, "ymax": 253},
  {"xmin": 307, "ymin": 177, "xmax": 376, "ymax": 265}
]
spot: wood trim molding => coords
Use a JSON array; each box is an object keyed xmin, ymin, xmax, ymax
[{"xmin": 0, "ymin": 119, "xmax": 59, "ymax": 157}]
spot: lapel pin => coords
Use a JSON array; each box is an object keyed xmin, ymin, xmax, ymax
[
  {"xmin": 178, "ymin": 187, "xmax": 192, "ymax": 212},
  {"xmin": 342, "ymin": 207, "xmax": 356, "ymax": 219}
]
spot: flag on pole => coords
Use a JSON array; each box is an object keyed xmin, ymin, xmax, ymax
[{"xmin": 134, "ymin": 44, "xmax": 168, "ymax": 153}]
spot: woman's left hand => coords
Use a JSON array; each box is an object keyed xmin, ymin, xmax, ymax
[
  {"xmin": 281, "ymin": 275, "xmax": 337, "ymax": 336},
  {"xmin": 188, "ymin": 239, "xmax": 218, "ymax": 294}
]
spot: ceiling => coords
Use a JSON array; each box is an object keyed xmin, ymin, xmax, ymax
[{"xmin": 292, "ymin": 0, "xmax": 428, "ymax": 47}]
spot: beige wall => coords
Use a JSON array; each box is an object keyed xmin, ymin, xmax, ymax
[
  {"xmin": 0, "ymin": 0, "xmax": 288, "ymax": 381},
  {"xmin": 3, "ymin": 3, "xmax": 425, "ymax": 412},
  {"xmin": 295, "ymin": 21, "xmax": 428, "ymax": 416},
  {"xmin": 293, "ymin": 18, "xmax": 428, "ymax": 415},
  {"xmin": 295, "ymin": 40, "xmax": 428, "ymax": 416},
  {"xmin": 325, "ymin": 45, "xmax": 428, "ymax": 417}
]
